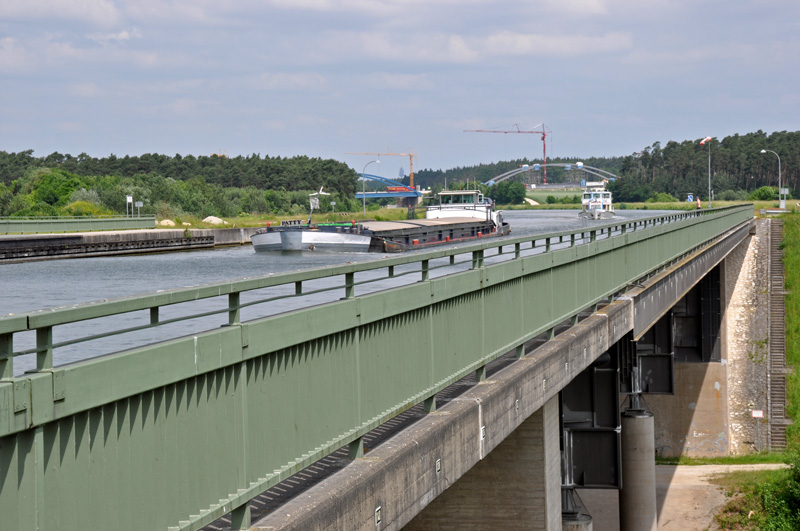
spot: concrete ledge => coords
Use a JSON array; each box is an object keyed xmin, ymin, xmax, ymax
[
  {"xmin": 251, "ymin": 297, "xmax": 634, "ymax": 530},
  {"xmin": 0, "ymin": 227, "xmax": 261, "ymax": 261}
]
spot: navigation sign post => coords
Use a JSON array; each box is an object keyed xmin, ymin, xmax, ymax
[{"xmin": 752, "ymin": 410, "xmax": 763, "ymax": 451}]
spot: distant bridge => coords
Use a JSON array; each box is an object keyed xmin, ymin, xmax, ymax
[
  {"xmin": 355, "ymin": 172, "xmax": 422, "ymax": 200},
  {"xmin": 485, "ymin": 163, "xmax": 620, "ymax": 185}
]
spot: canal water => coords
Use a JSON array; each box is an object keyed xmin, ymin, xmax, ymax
[{"xmin": 1, "ymin": 209, "xmax": 665, "ymax": 374}]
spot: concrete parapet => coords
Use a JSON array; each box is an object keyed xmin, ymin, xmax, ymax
[{"xmin": 0, "ymin": 227, "xmax": 261, "ymax": 261}]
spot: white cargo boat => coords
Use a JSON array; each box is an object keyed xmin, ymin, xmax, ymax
[{"xmin": 579, "ymin": 181, "xmax": 615, "ymax": 220}]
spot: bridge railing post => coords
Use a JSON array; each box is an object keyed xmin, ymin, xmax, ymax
[
  {"xmin": 472, "ymin": 250, "xmax": 484, "ymax": 269},
  {"xmin": 0, "ymin": 332, "xmax": 11, "ymax": 379},
  {"xmin": 345, "ymin": 272, "xmax": 355, "ymax": 298},
  {"xmin": 228, "ymin": 293, "xmax": 240, "ymax": 325},
  {"xmin": 421, "ymin": 260, "xmax": 429, "ymax": 282},
  {"xmin": 36, "ymin": 326, "xmax": 53, "ymax": 370}
]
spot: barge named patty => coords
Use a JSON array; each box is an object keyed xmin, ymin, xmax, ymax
[{"xmin": 251, "ymin": 189, "xmax": 510, "ymax": 253}]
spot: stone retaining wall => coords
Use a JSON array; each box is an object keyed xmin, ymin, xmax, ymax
[{"xmin": 726, "ymin": 218, "xmax": 770, "ymax": 454}]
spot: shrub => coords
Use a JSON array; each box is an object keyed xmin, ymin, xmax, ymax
[
  {"xmin": 750, "ymin": 186, "xmax": 778, "ymax": 201},
  {"xmin": 60, "ymin": 200, "xmax": 114, "ymax": 217},
  {"xmin": 646, "ymin": 192, "xmax": 679, "ymax": 203}
]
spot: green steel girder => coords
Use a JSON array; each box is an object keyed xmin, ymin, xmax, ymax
[{"xmin": 0, "ymin": 205, "xmax": 754, "ymax": 531}]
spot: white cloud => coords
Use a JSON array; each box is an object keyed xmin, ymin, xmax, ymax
[
  {"xmin": 331, "ymin": 32, "xmax": 479, "ymax": 63},
  {"xmin": 0, "ymin": 0, "xmax": 121, "ymax": 27},
  {"xmin": 87, "ymin": 29, "xmax": 143, "ymax": 45},
  {"xmin": 482, "ymin": 31, "xmax": 632, "ymax": 57},
  {"xmin": 0, "ymin": 37, "xmax": 32, "ymax": 71},
  {"xmin": 153, "ymin": 98, "xmax": 218, "ymax": 116},
  {"xmin": 53, "ymin": 121, "xmax": 85, "ymax": 132},
  {"xmin": 258, "ymin": 72, "xmax": 328, "ymax": 91},
  {"xmin": 327, "ymin": 29, "xmax": 630, "ymax": 64},
  {"xmin": 540, "ymin": 0, "xmax": 610, "ymax": 15},
  {"xmin": 357, "ymin": 73, "xmax": 433, "ymax": 90},
  {"xmin": 70, "ymin": 83, "xmax": 101, "ymax": 97}
]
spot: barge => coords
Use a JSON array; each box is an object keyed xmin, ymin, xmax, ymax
[{"xmin": 252, "ymin": 189, "xmax": 510, "ymax": 253}]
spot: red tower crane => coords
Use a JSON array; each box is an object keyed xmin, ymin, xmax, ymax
[{"xmin": 464, "ymin": 123, "xmax": 552, "ymax": 183}]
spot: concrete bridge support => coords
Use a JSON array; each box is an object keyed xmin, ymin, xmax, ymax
[
  {"xmin": 405, "ymin": 396, "xmax": 562, "ymax": 530},
  {"xmin": 619, "ymin": 408, "xmax": 657, "ymax": 531}
]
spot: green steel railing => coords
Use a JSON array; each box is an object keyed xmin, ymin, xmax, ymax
[
  {"xmin": 0, "ymin": 205, "xmax": 753, "ymax": 531},
  {"xmin": 0, "ymin": 215, "xmax": 156, "ymax": 233}
]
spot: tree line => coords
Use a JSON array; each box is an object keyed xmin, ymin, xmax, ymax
[
  {"xmin": 611, "ymin": 130, "xmax": 799, "ymax": 202},
  {"xmin": 0, "ymin": 151, "xmax": 359, "ymax": 193},
  {"xmin": 414, "ymin": 130, "xmax": 798, "ymax": 204},
  {"xmin": 1, "ymin": 128, "xmax": 796, "ymax": 218}
]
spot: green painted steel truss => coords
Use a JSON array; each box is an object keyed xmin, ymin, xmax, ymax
[{"xmin": 0, "ymin": 205, "xmax": 753, "ymax": 530}]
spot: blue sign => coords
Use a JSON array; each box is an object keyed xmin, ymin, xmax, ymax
[{"xmin": 687, "ymin": 194, "xmax": 693, "ymax": 202}]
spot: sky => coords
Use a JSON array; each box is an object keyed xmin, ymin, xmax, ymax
[{"xmin": 1, "ymin": 0, "xmax": 798, "ymax": 178}]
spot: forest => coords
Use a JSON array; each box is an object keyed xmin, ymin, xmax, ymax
[{"xmin": 0, "ymin": 129, "xmax": 796, "ymax": 218}]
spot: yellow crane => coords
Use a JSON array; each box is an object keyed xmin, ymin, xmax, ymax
[{"xmin": 348, "ymin": 151, "xmax": 416, "ymax": 189}]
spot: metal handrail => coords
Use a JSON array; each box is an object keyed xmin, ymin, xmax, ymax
[{"xmin": 1, "ymin": 205, "xmax": 751, "ymax": 373}]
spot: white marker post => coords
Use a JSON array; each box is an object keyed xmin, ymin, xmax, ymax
[{"xmin": 752, "ymin": 410, "xmax": 763, "ymax": 451}]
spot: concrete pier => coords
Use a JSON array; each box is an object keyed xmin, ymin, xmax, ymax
[
  {"xmin": 619, "ymin": 409, "xmax": 657, "ymax": 531},
  {"xmin": 405, "ymin": 396, "xmax": 562, "ymax": 530}
]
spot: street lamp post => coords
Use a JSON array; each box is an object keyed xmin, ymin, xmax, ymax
[
  {"xmin": 761, "ymin": 149, "xmax": 783, "ymax": 209},
  {"xmin": 362, "ymin": 160, "xmax": 380, "ymax": 216},
  {"xmin": 700, "ymin": 137, "xmax": 713, "ymax": 208}
]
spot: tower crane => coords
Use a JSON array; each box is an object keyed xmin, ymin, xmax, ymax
[
  {"xmin": 348, "ymin": 151, "xmax": 416, "ymax": 189},
  {"xmin": 464, "ymin": 123, "xmax": 552, "ymax": 183}
]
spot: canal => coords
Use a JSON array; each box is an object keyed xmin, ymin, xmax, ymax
[{"xmin": 1, "ymin": 209, "xmax": 666, "ymax": 374}]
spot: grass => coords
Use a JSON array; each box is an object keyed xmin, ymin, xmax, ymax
[
  {"xmin": 782, "ymin": 212, "xmax": 800, "ymax": 438},
  {"xmin": 656, "ymin": 453, "xmax": 788, "ymax": 466},
  {"xmin": 710, "ymin": 468, "xmax": 795, "ymax": 530}
]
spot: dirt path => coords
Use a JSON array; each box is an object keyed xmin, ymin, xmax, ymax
[{"xmin": 576, "ymin": 464, "xmax": 785, "ymax": 530}]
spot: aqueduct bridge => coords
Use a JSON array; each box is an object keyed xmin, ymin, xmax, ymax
[{"xmin": 0, "ymin": 204, "xmax": 755, "ymax": 530}]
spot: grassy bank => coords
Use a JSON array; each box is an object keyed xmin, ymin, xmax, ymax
[
  {"xmin": 656, "ymin": 453, "xmax": 787, "ymax": 466},
  {"xmin": 710, "ymin": 211, "xmax": 800, "ymax": 528},
  {"xmin": 784, "ymin": 213, "xmax": 800, "ymax": 439},
  {"xmin": 712, "ymin": 466, "xmax": 798, "ymax": 529}
]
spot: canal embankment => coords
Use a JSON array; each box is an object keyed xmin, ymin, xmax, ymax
[{"xmin": 0, "ymin": 227, "xmax": 261, "ymax": 262}]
